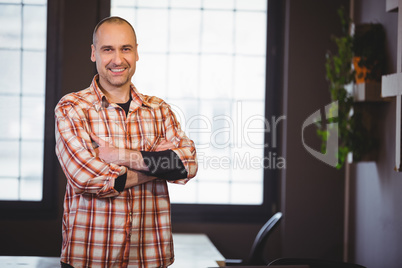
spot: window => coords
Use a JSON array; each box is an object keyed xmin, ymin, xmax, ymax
[
  {"xmin": 0, "ymin": 0, "xmax": 59, "ymax": 217},
  {"xmin": 111, "ymin": 0, "xmax": 271, "ymax": 205},
  {"xmin": 0, "ymin": 0, "xmax": 47, "ymax": 201}
]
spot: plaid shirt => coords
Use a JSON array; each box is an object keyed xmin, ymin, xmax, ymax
[{"xmin": 55, "ymin": 75, "xmax": 197, "ymax": 268}]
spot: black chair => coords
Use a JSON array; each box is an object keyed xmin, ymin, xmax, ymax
[
  {"xmin": 225, "ymin": 212, "xmax": 283, "ymax": 266},
  {"xmin": 268, "ymin": 258, "xmax": 366, "ymax": 268}
]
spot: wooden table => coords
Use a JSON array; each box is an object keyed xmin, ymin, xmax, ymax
[
  {"xmin": 0, "ymin": 256, "xmax": 60, "ymax": 267},
  {"xmin": 171, "ymin": 233, "xmax": 224, "ymax": 267},
  {"xmin": 0, "ymin": 233, "xmax": 224, "ymax": 268}
]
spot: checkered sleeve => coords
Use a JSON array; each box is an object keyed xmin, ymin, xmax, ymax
[
  {"xmin": 55, "ymin": 101, "xmax": 124, "ymax": 198},
  {"xmin": 162, "ymin": 104, "xmax": 198, "ymax": 184}
]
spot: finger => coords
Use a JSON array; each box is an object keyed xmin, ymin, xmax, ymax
[
  {"xmin": 155, "ymin": 140, "xmax": 175, "ymax": 151},
  {"xmin": 90, "ymin": 132, "xmax": 105, "ymax": 147},
  {"xmin": 91, "ymin": 140, "xmax": 99, "ymax": 149}
]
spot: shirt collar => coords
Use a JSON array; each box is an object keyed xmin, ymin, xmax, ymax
[{"xmin": 90, "ymin": 75, "xmax": 153, "ymax": 111}]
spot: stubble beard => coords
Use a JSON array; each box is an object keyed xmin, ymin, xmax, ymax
[{"xmin": 106, "ymin": 75, "xmax": 131, "ymax": 88}]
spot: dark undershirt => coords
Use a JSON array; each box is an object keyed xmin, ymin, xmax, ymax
[{"xmin": 113, "ymin": 98, "xmax": 187, "ymax": 192}]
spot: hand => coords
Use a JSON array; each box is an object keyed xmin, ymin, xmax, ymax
[
  {"xmin": 155, "ymin": 139, "xmax": 175, "ymax": 151},
  {"xmin": 90, "ymin": 132, "xmax": 147, "ymax": 171},
  {"xmin": 90, "ymin": 133, "xmax": 122, "ymax": 164}
]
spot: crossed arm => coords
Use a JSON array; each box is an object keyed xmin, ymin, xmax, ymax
[
  {"xmin": 90, "ymin": 133, "xmax": 186, "ymax": 190},
  {"xmin": 55, "ymin": 100, "xmax": 197, "ymax": 197}
]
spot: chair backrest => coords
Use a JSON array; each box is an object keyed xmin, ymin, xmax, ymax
[
  {"xmin": 245, "ymin": 212, "xmax": 283, "ymax": 265},
  {"xmin": 268, "ymin": 258, "xmax": 366, "ymax": 268}
]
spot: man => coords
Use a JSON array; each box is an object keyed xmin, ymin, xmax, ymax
[{"xmin": 55, "ymin": 16, "xmax": 197, "ymax": 268}]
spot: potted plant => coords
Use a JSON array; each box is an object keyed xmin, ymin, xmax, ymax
[
  {"xmin": 353, "ymin": 23, "xmax": 386, "ymax": 84},
  {"xmin": 316, "ymin": 7, "xmax": 378, "ymax": 169}
]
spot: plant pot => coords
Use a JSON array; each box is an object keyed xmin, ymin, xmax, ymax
[
  {"xmin": 353, "ymin": 56, "xmax": 370, "ymax": 84},
  {"xmin": 353, "ymin": 23, "xmax": 385, "ymax": 83}
]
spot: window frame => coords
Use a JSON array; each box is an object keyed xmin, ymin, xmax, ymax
[
  {"xmin": 171, "ymin": 0, "xmax": 285, "ymax": 223},
  {"xmin": 0, "ymin": 0, "xmax": 61, "ymax": 219}
]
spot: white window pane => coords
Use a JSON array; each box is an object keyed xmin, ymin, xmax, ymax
[
  {"xmin": 198, "ymin": 181, "xmax": 230, "ymax": 204},
  {"xmin": 166, "ymin": 99, "xmax": 201, "ymax": 145},
  {"xmin": 0, "ymin": 0, "xmax": 21, "ymax": 3},
  {"xmin": 236, "ymin": 101, "xmax": 265, "ymax": 118},
  {"xmin": 203, "ymin": 0, "xmax": 234, "ymax": 10},
  {"xmin": 22, "ymin": 51, "xmax": 46, "ymax": 95},
  {"xmin": 111, "ymin": 0, "xmax": 137, "ymax": 7},
  {"xmin": 232, "ymin": 101, "xmax": 266, "ymax": 148},
  {"xmin": 20, "ymin": 141, "xmax": 43, "ymax": 178},
  {"xmin": 236, "ymin": 0, "xmax": 267, "ymax": 11},
  {"xmin": 198, "ymin": 100, "xmax": 232, "ymax": 147},
  {"xmin": 231, "ymin": 101, "xmax": 266, "ymax": 146},
  {"xmin": 0, "ymin": 96, "xmax": 21, "ymax": 139},
  {"xmin": 170, "ymin": 9, "xmax": 201, "ymax": 53},
  {"xmin": 20, "ymin": 177, "xmax": 42, "ymax": 201},
  {"xmin": 137, "ymin": 0, "xmax": 168, "ymax": 8},
  {"xmin": 231, "ymin": 146, "xmax": 264, "ymax": 183},
  {"xmin": 197, "ymin": 147, "xmax": 231, "ymax": 182},
  {"xmin": 168, "ymin": 181, "xmax": 197, "ymax": 203},
  {"xmin": 167, "ymin": 99, "xmax": 200, "ymax": 135},
  {"xmin": 235, "ymin": 11, "xmax": 267, "ymax": 55},
  {"xmin": 234, "ymin": 56, "xmax": 266, "ymax": 99},
  {"xmin": 201, "ymin": 10, "xmax": 233, "ymax": 54},
  {"xmin": 20, "ymin": 141, "xmax": 43, "ymax": 201},
  {"xmin": 186, "ymin": 112, "xmax": 211, "ymax": 148},
  {"xmin": 110, "ymin": 8, "xmax": 136, "ymax": 28},
  {"xmin": 133, "ymin": 53, "xmax": 167, "ymax": 97},
  {"xmin": 0, "ymin": 5, "xmax": 21, "ymax": 49},
  {"xmin": 135, "ymin": 9, "xmax": 168, "ymax": 53},
  {"xmin": 0, "ymin": 141, "xmax": 20, "ymax": 177},
  {"xmin": 170, "ymin": 0, "xmax": 201, "ymax": 9},
  {"xmin": 21, "ymin": 97, "xmax": 45, "ymax": 140},
  {"xmin": 23, "ymin": 0, "xmax": 46, "ymax": 4},
  {"xmin": 0, "ymin": 177, "xmax": 19, "ymax": 200},
  {"xmin": 23, "ymin": 5, "xmax": 47, "ymax": 50},
  {"xmin": 0, "ymin": 50, "xmax": 21, "ymax": 94},
  {"xmin": 199, "ymin": 55, "xmax": 233, "ymax": 98},
  {"xmin": 167, "ymin": 54, "xmax": 199, "ymax": 98},
  {"xmin": 211, "ymin": 114, "xmax": 233, "ymax": 148},
  {"xmin": 230, "ymin": 182, "xmax": 263, "ymax": 204}
]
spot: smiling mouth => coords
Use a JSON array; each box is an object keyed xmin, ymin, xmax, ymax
[
  {"xmin": 108, "ymin": 67, "xmax": 127, "ymax": 75},
  {"xmin": 109, "ymin": 68, "xmax": 126, "ymax": 73}
]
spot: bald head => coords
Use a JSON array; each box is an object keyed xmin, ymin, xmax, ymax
[{"xmin": 92, "ymin": 16, "xmax": 137, "ymax": 46}]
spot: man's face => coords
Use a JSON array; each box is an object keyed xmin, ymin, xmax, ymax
[{"xmin": 91, "ymin": 22, "xmax": 139, "ymax": 91}]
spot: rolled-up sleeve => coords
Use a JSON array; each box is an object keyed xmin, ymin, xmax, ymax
[
  {"xmin": 162, "ymin": 105, "xmax": 198, "ymax": 184},
  {"xmin": 55, "ymin": 102, "xmax": 125, "ymax": 198}
]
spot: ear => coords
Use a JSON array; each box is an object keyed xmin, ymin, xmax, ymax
[
  {"xmin": 135, "ymin": 44, "xmax": 139, "ymax": 62},
  {"xmin": 90, "ymin": 44, "xmax": 96, "ymax": 62}
]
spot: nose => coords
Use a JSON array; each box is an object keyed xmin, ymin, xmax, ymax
[{"xmin": 112, "ymin": 50, "xmax": 124, "ymax": 65}]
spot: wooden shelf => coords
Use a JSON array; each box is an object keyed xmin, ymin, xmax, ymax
[
  {"xmin": 353, "ymin": 82, "xmax": 390, "ymax": 102},
  {"xmin": 382, "ymin": 73, "xmax": 402, "ymax": 97}
]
